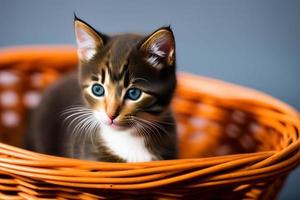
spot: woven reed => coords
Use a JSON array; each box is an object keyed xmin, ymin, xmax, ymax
[{"xmin": 0, "ymin": 46, "xmax": 299, "ymax": 200}]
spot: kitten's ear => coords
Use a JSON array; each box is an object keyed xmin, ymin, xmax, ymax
[
  {"xmin": 140, "ymin": 27, "xmax": 175, "ymax": 67},
  {"xmin": 74, "ymin": 16, "xmax": 106, "ymax": 61}
]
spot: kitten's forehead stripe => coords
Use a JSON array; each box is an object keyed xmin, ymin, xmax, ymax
[
  {"xmin": 116, "ymin": 85, "xmax": 123, "ymax": 95},
  {"xmin": 107, "ymin": 66, "xmax": 118, "ymax": 82},
  {"xmin": 123, "ymin": 69, "xmax": 130, "ymax": 88},
  {"xmin": 106, "ymin": 35, "xmax": 141, "ymax": 83},
  {"xmin": 101, "ymin": 69, "xmax": 105, "ymax": 83}
]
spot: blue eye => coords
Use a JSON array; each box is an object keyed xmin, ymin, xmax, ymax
[
  {"xmin": 91, "ymin": 84, "xmax": 105, "ymax": 97},
  {"xmin": 126, "ymin": 88, "xmax": 142, "ymax": 100}
]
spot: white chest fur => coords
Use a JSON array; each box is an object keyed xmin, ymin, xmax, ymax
[{"xmin": 100, "ymin": 125, "xmax": 157, "ymax": 162}]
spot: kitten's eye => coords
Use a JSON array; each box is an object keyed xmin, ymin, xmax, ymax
[
  {"xmin": 126, "ymin": 88, "xmax": 142, "ymax": 100},
  {"xmin": 91, "ymin": 83, "xmax": 105, "ymax": 97}
]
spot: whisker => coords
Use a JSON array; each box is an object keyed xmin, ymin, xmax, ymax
[
  {"xmin": 60, "ymin": 105, "xmax": 101, "ymax": 155},
  {"xmin": 130, "ymin": 116, "xmax": 164, "ymax": 144},
  {"xmin": 132, "ymin": 116, "xmax": 168, "ymax": 135}
]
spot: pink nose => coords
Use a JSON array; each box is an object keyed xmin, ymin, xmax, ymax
[
  {"xmin": 107, "ymin": 114, "xmax": 117, "ymax": 125},
  {"xmin": 107, "ymin": 114, "xmax": 117, "ymax": 121}
]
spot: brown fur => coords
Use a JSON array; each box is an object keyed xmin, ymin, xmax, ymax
[{"xmin": 25, "ymin": 16, "xmax": 178, "ymax": 162}]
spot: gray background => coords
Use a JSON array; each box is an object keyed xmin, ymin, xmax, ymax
[{"xmin": 0, "ymin": 0, "xmax": 299, "ymax": 199}]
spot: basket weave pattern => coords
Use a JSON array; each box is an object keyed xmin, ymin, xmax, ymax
[{"xmin": 0, "ymin": 46, "xmax": 299, "ymax": 199}]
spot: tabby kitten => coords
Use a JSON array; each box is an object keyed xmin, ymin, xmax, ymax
[{"xmin": 26, "ymin": 16, "xmax": 178, "ymax": 162}]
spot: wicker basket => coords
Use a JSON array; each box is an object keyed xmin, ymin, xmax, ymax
[{"xmin": 0, "ymin": 46, "xmax": 299, "ymax": 200}]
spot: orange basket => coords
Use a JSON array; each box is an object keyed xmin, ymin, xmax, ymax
[{"xmin": 0, "ymin": 46, "xmax": 299, "ymax": 199}]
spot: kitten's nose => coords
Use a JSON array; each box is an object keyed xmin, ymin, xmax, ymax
[
  {"xmin": 108, "ymin": 114, "xmax": 117, "ymax": 121},
  {"xmin": 105, "ymin": 98, "xmax": 120, "ymax": 123},
  {"xmin": 107, "ymin": 113, "xmax": 118, "ymax": 125}
]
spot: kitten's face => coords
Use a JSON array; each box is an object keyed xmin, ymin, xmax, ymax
[{"xmin": 74, "ymin": 17, "xmax": 176, "ymax": 130}]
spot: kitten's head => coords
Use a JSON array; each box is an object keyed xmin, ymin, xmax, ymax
[{"xmin": 74, "ymin": 16, "xmax": 176, "ymax": 130}]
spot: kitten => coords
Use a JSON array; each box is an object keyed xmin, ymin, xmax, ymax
[{"xmin": 25, "ymin": 16, "xmax": 178, "ymax": 162}]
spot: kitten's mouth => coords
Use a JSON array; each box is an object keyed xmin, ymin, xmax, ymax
[
  {"xmin": 110, "ymin": 123, "xmax": 122, "ymax": 130},
  {"xmin": 108, "ymin": 121, "xmax": 127, "ymax": 130}
]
